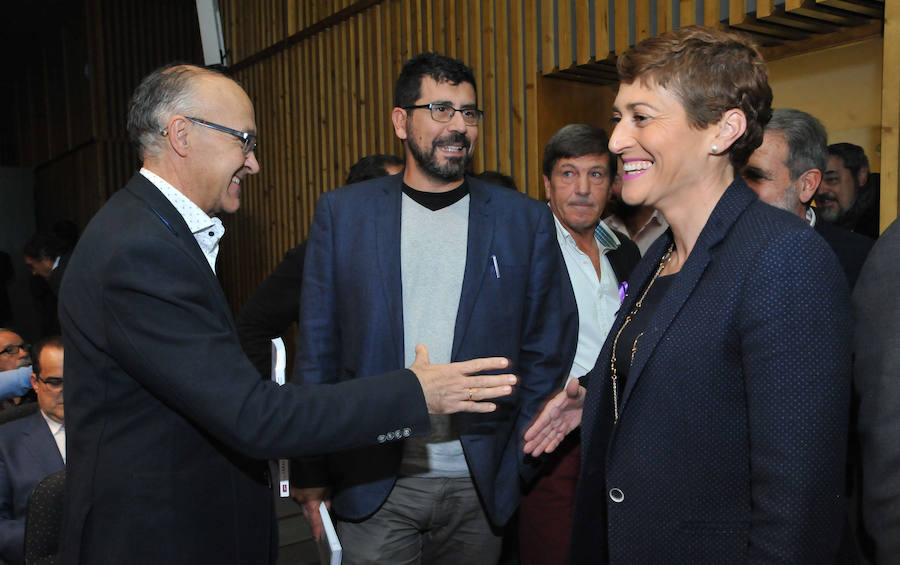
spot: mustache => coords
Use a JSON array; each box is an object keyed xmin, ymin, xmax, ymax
[
  {"xmin": 816, "ymin": 194, "xmax": 838, "ymax": 203},
  {"xmin": 433, "ymin": 133, "xmax": 470, "ymax": 150}
]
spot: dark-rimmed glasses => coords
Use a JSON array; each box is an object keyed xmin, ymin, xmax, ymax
[
  {"xmin": 403, "ymin": 104, "xmax": 483, "ymax": 126},
  {"xmin": 0, "ymin": 343, "xmax": 28, "ymax": 356},
  {"xmin": 35, "ymin": 375, "xmax": 64, "ymax": 389},
  {"xmin": 186, "ymin": 117, "xmax": 258, "ymax": 154}
]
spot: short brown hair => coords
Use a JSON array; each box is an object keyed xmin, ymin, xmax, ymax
[{"xmin": 616, "ymin": 25, "xmax": 772, "ymax": 171}]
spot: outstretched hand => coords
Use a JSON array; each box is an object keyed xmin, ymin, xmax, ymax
[
  {"xmin": 523, "ymin": 378, "xmax": 585, "ymax": 456},
  {"xmin": 410, "ymin": 344, "xmax": 517, "ymax": 414}
]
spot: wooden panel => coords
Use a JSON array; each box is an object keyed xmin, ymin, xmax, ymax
[
  {"xmin": 481, "ymin": 0, "xmax": 499, "ymax": 173},
  {"xmin": 881, "ymin": 0, "xmax": 899, "ymax": 227},
  {"xmin": 614, "ymin": 0, "xmax": 630, "ymax": 54},
  {"xmin": 525, "ymin": 0, "xmax": 541, "ymax": 196},
  {"xmin": 495, "ymin": 0, "xmax": 513, "ymax": 177},
  {"xmin": 657, "ymin": 0, "xmax": 674, "ymax": 34},
  {"xmin": 595, "ymin": 0, "xmax": 611, "ymax": 60},
  {"xmin": 635, "ymin": 0, "xmax": 651, "ymax": 42},
  {"xmin": 575, "ymin": 0, "xmax": 591, "ymax": 64},
  {"xmin": 557, "ymin": 0, "xmax": 573, "ymax": 69},
  {"xmin": 540, "ymin": 0, "xmax": 554, "ymax": 73},
  {"xmin": 680, "ymin": 0, "xmax": 698, "ymax": 26},
  {"xmin": 704, "ymin": 0, "xmax": 722, "ymax": 27}
]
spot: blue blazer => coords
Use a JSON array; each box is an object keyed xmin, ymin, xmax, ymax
[
  {"xmin": 0, "ymin": 410, "xmax": 65, "ymax": 565},
  {"xmin": 571, "ymin": 180, "xmax": 852, "ymax": 564},
  {"xmin": 59, "ymin": 174, "xmax": 432, "ymax": 565},
  {"xmin": 294, "ymin": 175, "xmax": 571, "ymax": 527}
]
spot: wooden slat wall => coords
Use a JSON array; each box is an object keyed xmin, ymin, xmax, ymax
[
  {"xmin": 214, "ymin": 0, "xmax": 892, "ymax": 313},
  {"xmin": 215, "ymin": 0, "xmax": 566, "ymax": 312},
  {"xmin": 14, "ymin": 0, "xmax": 203, "ymax": 232},
  {"xmin": 881, "ymin": 0, "xmax": 899, "ymax": 230}
]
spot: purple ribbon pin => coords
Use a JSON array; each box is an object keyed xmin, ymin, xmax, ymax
[{"xmin": 618, "ymin": 281, "xmax": 628, "ymax": 304}]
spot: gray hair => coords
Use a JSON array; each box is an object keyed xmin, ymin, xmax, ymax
[
  {"xmin": 126, "ymin": 64, "xmax": 215, "ymax": 160},
  {"xmin": 765, "ymin": 108, "xmax": 828, "ymax": 181}
]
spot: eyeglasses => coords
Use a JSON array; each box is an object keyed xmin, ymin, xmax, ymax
[
  {"xmin": 186, "ymin": 117, "xmax": 258, "ymax": 154},
  {"xmin": 403, "ymin": 104, "xmax": 483, "ymax": 126},
  {"xmin": 35, "ymin": 375, "xmax": 63, "ymax": 389},
  {"xmin": 0, "ymin": 343, "xmax": 28, "ymax": 356}
]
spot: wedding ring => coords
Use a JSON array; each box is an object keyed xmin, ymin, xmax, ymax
[{"xmin": 467, "ymin": 388, "xmax": 474, "ymax": 401}]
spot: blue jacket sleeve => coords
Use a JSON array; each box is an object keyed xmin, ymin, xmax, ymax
[{"xmin": 0, "ymin": 367, "xmax": 32, "ymax": 401}]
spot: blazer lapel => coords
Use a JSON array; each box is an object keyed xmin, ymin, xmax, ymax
[
  {"xmin": 373, "ymin": 179, "xmax": 405, "ymax": 366},
  {"xmin": 23, "ymin": 413, "xmax": 65, "ymax": 469},
  {"xmin": 451, "ymin": 179, "xmax": 494, "ymax": 361},
  {"xmin": 126, "ymin": 174, "xmax": 235, "ymax": 325},
  {"xmin": 615, "ymin": 181, "xmax": 758, "ymax": 418}
]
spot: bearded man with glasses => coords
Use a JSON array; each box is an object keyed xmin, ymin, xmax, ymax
[{"xmin": 292, "ymin": 52, "xmax": 570, "ymax": 565}]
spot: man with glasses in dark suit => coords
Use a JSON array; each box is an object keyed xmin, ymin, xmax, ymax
[{"xmin": 0, "ymin": 335, "xmax": 65, "ymax": 565}]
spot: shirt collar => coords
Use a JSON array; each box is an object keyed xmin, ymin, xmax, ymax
[
  {"xmin": 140, "ymin": 168, "xmax": 223, "ymax": 239},
  {"xmin": 550, "ymin": 204, "xmax": 620, "ymax": 252},
  {"xmin": 140, "ymin": 168, "xmax": 225, "ymax": 267},
  {"xmin": 40, "ymin": 410, "xmax": 63, "ymax": 434}
]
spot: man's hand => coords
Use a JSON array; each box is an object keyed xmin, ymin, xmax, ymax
[
  {"xmin": 410, "ymin": 344, "xmax": 516, "ymax": 414},
  {"xmin": 290, "ymin": 486, "xmax": 330, "ymax": 541},
  {"xmin": 523, "ymin": 378, "xmax": 585, "ymax": 456}
]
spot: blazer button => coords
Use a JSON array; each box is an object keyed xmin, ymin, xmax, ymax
[
  {"xmin": 402, "ymin": 428, "xmax": 411, "ymax": 437},
  {"xmin": 609, "ymin": 488, "xmax": 624, "ymax": 503},
  {"xmin": 377, "ymin": 434, "xmax": 386, "ymax": 443}
]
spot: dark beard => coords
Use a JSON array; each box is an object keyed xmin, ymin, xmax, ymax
[{"xmin": 407, "ymin": 132, "xmax": 472, "ymax": 182}]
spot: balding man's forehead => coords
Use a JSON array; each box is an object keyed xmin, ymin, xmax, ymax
[{"xmin": 0, "ymin": 330, "xmax": 23, "ymax": 343}]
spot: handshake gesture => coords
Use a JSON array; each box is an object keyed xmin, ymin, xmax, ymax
[{"xmin": 410, "ymin": 344, "xmax": 517, "ymax": 414}]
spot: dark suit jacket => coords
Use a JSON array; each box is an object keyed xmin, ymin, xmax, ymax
[
  {"xmin": 813, "ymin": 215, "xmax": 874, "ymax": 290},
  {"xmin": 604, "ymin": 233, "xmax": 641, "ymax": 287},
  {"xmin": 58, "ymin": 173, "xmax": 432, "ymax": 565},
  {"xmin": 0, "ymin": 410, "xmax": 65, "ymax": 565},
  {"xmin": 237, "ymin": 242, "xmax": 306, "ymax": 378},
  {"xmin": 852, "ymin": 218, "xmax": 900, "ymax": 564},
  {"xmin": 46, "ymin": 253, "xmax": 69, "ymax": 297},
  {"xmin": 294, "ymin": 175, "xmax": 570, "ymax": 527},
  {"xmin": 572, "ymin": 180, "xmax": 852, "ymax": 564},
  {"xmin": 556, "ymin": 228, "xmax": 641, "ymax": 383}
]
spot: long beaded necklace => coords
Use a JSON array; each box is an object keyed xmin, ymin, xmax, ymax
[{"xmin": 608, "ymin": 243, "xmax": 675, "ymax": 422}]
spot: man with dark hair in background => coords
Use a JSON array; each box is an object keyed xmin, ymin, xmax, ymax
[
  {"xmin": 0, "ymin": 335, "xmax": 66, "ymax": 565},
  {"xmin": 237, "ymin": 153, "xmax": 404, "ymax": 378},
  {"xmin": 519, "ymin": 124, "xmax": 639, "ymax": 565},
  {"xmin": 293, "ymin": 52, "xmax": 568, "ymax": 564},
  {"xmin": 22, "ymin": 232, "xmax": 71, "ymax": 296},
  {"xmin": 816, "ymin": 142, "xmax": 880, "ymax": 239}
]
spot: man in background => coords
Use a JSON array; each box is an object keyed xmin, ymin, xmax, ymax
[
  {"xmin": 0, "ymin": 336, "xmax": 66, "ymax": 565},
  {"xmin": 519, "ymin": 124, "xmax": 639, "ymax": 565},
  {"xmin": 22, "ymin": 232, "xmax": 71, "ymax": 296},
  {"xmin": 742, "ymin": 108, "xmax": 873, "ymax": 289},
  {"xmin": 817, "ymin": 142, "xmax": 880, "ymax": 239}
]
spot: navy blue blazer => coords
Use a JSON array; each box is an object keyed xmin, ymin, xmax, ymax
[
  {"xmin": 572, "ymin": 179, "xmax": 852, "ymax": 564},
  {"xmin": 0, "ymin": 410, "xmax": 65, "ymax": 565},
  {"xmin": 59, "ymin": 174, "xmax": 432, "ymax": 565},
  {"xmin": 294, "ymin": 175, "xmax": 571, "ymax": 527}
]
